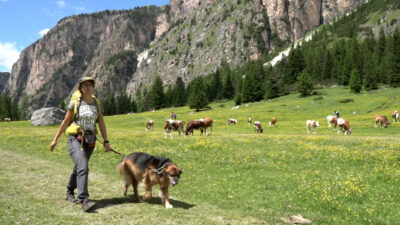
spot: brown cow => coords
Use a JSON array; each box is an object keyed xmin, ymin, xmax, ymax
[
  {"xmin": 253, "ymin": 121, "xmax": 263, "ymax": 133},
  {"xmin": 185, "ymin": 119, "xmax": 205, "ymax": 136},
  {"xmin": 374, "ymin": 115, "xmax": 390, "ymax": 128},
  {"xmin": 4, "ymin": 118, "xmax": 11, "ymax": 122},
  {"xmin": 392, "ymin": 110, "xmax": 399, "ymax": 122},
  {"xmin": 337, "ymin": 118, "xmax": 352, "ymax": 135},
  {"xmin": 203, "ymin": 117, "xmax": 213, "ymax": 135},
  {"xmin": 269, "ymin": 117, "xmax": 277, "ymax": 126},
  {"xmin": 164, "ymin": 119, "xmax": 185, "ymax": 139},
  {"xmin": 146, "ymin": 120, "xmax": 154, "ymax": 131},
  {"xmin": 247, "ymin": 118, "xmax": 252, "ymax": 125}
]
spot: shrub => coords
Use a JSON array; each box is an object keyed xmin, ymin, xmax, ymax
[{"xmin": 339, "ymin": 98, "xmax": 354, "ymax": 103}]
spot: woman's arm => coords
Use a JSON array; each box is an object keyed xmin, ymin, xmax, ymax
[
  {"xmin": 98, "ymin": 113, "xmax": 111, "ymax": 152},
  {"xmin": 50, "ymin": 109, "xmax": 73, "ymax": 151}
]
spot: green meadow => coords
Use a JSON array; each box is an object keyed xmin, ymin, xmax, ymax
[{"xmin": 1, "ymin": 86, "xmax": 399, "ymax": 225}]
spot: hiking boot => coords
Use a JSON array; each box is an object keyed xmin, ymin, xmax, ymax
[
  {"xmin": 65, "ymin": 192, "xmax": 76, "ymax": 203},
  {"xmin": 81, "ymin": 199, "xmax": 96, "ymax": 212}
]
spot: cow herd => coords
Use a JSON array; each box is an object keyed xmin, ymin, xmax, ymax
[
  {"xmin": 308, "ymin": 110, "xmax": 399, "ymax": 135},
  {"xmin": 145, "ymin": 109, "xmax": 399, "ymax": 138}
]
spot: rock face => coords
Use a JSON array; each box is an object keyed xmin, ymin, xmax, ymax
[
  {"xmin": 0, "ymin": 72, "xmax": 10, "ymax": 93},
  {"xmin": 30, "ymin": 107, "xmax": 65, "ymax": 126},
  {"xmin": 5, "ymin": 0, "xmax": 367, "ymax": 114}
]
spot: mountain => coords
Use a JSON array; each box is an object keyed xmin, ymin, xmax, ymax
[
  {"xmin": 4, "ymin": 0, "xmax": 367, "ymax": 114},
  {"xmin": 0, "ymin": 72, "xmax": 10, "ymax": 93}
]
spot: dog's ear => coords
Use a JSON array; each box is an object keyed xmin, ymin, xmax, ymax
[{"xmin": 158, "ymin": 170, "xmax": 167, "ymax": 177}]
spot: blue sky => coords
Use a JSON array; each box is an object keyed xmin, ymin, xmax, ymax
[{"xmin": 0, "ymin": 0, "xmax": 170, "ymax": 72}]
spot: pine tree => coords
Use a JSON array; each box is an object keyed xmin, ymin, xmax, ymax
[
  {"xmin": 130, "ymin": 98, "xmax": 138, "ymax": 113},
  {"xmin": 349, "ymin": 68, "xmax": 362, "ymax": 93},
  {"xmin": 173, "ymin": 77, "xmax": 186, "ymax": 107},
  {"xmin": 363, "ymin": 52, "xmax": 378, "ymax": 91},
  {"xmin": 221, "ymin": 71, "xmax": 234, "ymax": 100},
  {"xmin": 296, "ymin": 70, "xmax": 314, "ymax": 97},
  {"xmin": 164, "ymin": 85, "xmax": 174, "ymax": 107},
  {"xmin": 264, "ymin": 66, "xmax": 279, "ymax": 99},
  {"xmin": 390, "ymin": 28, "xmax": 400, "ymax": 87},
  {"xmin": 188, "ymin": 77, "xmax": 208, "ymax": 111},
  {"xmin": 149, "ymin": 75, "xmax": 165, "ymax": 110},
  {"xmin": 206, "ymin": 70, "xmax": 221, "ymax": 102},
  {"xmin": 378, "ymin": 27, "xmax": 386, "ymax": 64},
  {"xmin": 0, "ymin": 91, "xmax": 12, "ymax": 120},
  {"xmin": 117, "ymin": 92, "xmax": 131, "ymax": 114}
]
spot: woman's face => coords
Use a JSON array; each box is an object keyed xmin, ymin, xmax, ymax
[{"xmin": 79, "ymin": 81, "xmax": 94, "ymax": 95}]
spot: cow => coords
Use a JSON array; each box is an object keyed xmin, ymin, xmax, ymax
[
  {"xmin": 374, "ymin": 115, "xmax": 390, "ymax": 128},
  {"xmin": 4, "ymin": 118, "xmax": 11, "ymax": 122},
  {"xmin": 185, "ymin": 119, "xmax": 205, "ymax": 136},
  {"xmin": 306, "ymin": 120, "xmax": 320, "ymax": 134},
  {"xmin": 392, "ymin": 110, "xmax": 399, "ymax": 122},
  {"xmin": 269, "ymin": 117, "xmax": 277, "ymax": 127},
  {"xmin": 146, "ymin": 120, "xmax": 154, "ymax": 131},
  {"xmin": 164, "ymin": 119, "xmax": 185, "ymax": 139},
  {"xmin": 326, "ymin": 115, "xmax": 338, "ymax": 128},
  {"xmin": 254, "ymin": 121, "xmax": 263, "ymax": 133},
  {"xmin": 247, "ymin": 118, "xmax": 252, "ymax": 125},
  {"xmin": 337, "ymin": 118, "xmax": 352, "ymax": 135},
  {"xmin": 203, "ymin": 117, "xmax": 213, "ymax": 135},
  {"xmin": 227, "ymin": 119, "xmax": 237, "ymax": 126}
]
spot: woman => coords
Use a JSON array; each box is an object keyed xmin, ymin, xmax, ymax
[{"xmin": 50, "ymin": 77, "xmax": 111, "ymax": 212}]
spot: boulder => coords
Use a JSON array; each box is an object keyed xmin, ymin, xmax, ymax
[{"xmin": 31, "ymin": 107, "xmax": 65, "ymax": 126}]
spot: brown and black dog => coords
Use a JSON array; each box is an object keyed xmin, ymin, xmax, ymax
[{"xmin": 117, "ymin": 152, "xmax": 182, "ymax": 208}]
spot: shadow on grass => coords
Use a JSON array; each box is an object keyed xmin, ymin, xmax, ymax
[{"xmin": 93, "ymin": 195, "xmax": 195, "ymax": 211}]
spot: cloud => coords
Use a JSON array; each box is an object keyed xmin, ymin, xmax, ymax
[
  {"xmin": 0, "ymin": 42, "xmax": 20, "ymax": 72},
  {"xmin": 39, "ymin": 28, "xmax": 50, "ymax": 37},
  {"xmin": 57, "ymin": 0, "xmax": 66, "ymax": 8}
]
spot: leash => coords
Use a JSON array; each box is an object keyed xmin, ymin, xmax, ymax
[{"xmin": 96, "ymin": 137, "xmax": 124, "ymax": 156}]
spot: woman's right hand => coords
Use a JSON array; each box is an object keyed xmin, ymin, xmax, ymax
[{"xmin": 50, "ymin": 140, "xmax": 57, "ymax": 152}]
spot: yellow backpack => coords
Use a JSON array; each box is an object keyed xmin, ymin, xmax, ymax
[{"xmin": 65, "ymin": 90, "xmax": 102, "ymax": 135}]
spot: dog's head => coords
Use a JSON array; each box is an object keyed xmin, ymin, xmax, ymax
[{"xmin": 159, "ymin": 163, "xmax": 182, "ymax": 186}]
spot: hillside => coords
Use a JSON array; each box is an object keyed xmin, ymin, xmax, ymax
[
  {"xmin": 3, "ymin": 0, "xmax": 368, "ymax": 117},
  {"xmin": 1, "ymin": 86, "xmax": 399, "ymax": 224}
]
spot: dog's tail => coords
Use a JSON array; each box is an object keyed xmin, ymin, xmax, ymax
[{"xmin": 117, "ymin": 159, "xmax": 133, "ymax": 185}]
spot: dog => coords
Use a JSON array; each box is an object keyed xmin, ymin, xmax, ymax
[{"xmin": 117, "ymin": 152, "xmax": 182, "ymax": 208}]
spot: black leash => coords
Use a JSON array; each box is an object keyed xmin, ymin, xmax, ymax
[{"xmin": 96, "ymin": 137, "xmax": 124, "ymax": 156}]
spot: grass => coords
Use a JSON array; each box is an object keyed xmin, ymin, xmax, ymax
[{"xmin": 1, "ymin": 86, "xmax": 400, "ymax": 224}]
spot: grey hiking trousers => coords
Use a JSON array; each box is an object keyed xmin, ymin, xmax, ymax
[{"xmin": 66, "ymin": 135, "xmax": 94, "ymax": 202}]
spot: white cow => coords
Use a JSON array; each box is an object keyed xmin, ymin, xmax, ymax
[{"xmin": 306, "ymin": 120, "xmax": 320, "ymax": 134}]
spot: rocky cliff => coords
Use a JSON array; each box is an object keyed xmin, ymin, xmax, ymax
[
  {"xmin": 5, "ymin": 0, "xmax": 366, "ymax": 114},
  {"xmin": 125, "ymin": 0, "xmax": 367, "ymax": 95},
  {"xmin": 0, "ymin": 72, "xmax": 10, "ymax": 93}
]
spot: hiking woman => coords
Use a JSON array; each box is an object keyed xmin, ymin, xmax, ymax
[{"xmin": 50, "ymin": 77, "xmax": 111, "ymax": 212}]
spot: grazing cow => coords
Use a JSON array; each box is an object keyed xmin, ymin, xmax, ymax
[
  {"xmin": 248, "ymin": 118, "xmax": 252, "ymax": 125},
  {"xmin": 185, "ymin": 119, "xmax": 205, "ymax": 136},
  {"xmin": 392, "ymin": 110, "xmax": 399, "ymax": 122},
  {"xmin": 374, "ymin": 115, "xmax": 390, "ymax": 128},
  {"xmin": 253, "ymin": 121, "xmax": 263, "ymax": 133},
  {"xmin": 337, "ymin": 118, "xmax": 352, "ymax": 135},
  {"xmin": 146, "ymin": 120, "xmax": 154, "ymax": 131},
  {"xmin": 269, "ymin": 117, "xmax": 277, "ymax": 127},
  {"xmin": 227, "ymin": 119, "xmax": 237, "ymax": 126},
  {"xmin": 4, "ymin": 118, "xmax": 11, "ymax": 122},
  {"xmin": 306, "ymin": 120, "xmax": 320, "ymax": 134},
  {"xmin": 164, "ymin": 119, "xmax": 185, "ymax": 139},
  {"xmin": 326, "ymin": 115, "xmax": 338, "ymax": 128},
  {"xmin": 203, "ymin": 117, "xmax": 213, "ymax": 135}
]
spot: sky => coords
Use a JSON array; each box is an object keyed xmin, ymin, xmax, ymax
[{"xmin": 0, "ymin": 0, "xmax": 170, "ymax": 72}]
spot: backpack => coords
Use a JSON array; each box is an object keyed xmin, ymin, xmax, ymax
[{"xmin": 65, "ymin": 90, "xmax": 102, "ymax": 135}]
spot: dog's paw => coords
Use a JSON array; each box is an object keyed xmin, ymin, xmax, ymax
[{"xmin": 165, "ymin": 203, "xmax": 173, "ymax": 209}]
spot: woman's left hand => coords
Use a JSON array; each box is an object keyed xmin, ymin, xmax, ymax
[{"xmin": 104, "ymin": 143, "xmax": 111, "ymax": 152}]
